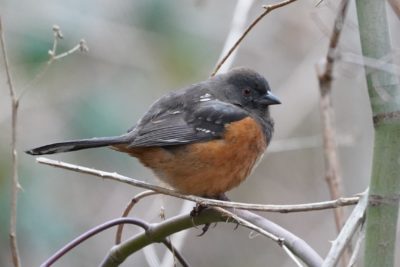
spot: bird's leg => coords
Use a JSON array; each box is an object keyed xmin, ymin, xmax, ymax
[
  {"xmin": 190, "ymin": 193, "xmax": 231, "ymax": 236},
  {"xmin": 213, "ymin": 193, "xmax": 240, "ymax": 230},
  {"xmin": 190, "ymin": 202, "xmax": 208, "ymax": 217}
]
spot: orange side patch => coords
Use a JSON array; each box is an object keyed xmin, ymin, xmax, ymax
[{"xmin": 113, "ymin": 117, "xmax": 267, "ymax": 197}]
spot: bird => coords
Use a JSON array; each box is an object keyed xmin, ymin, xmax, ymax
[{"xmin": 26, "ymin": 67, "xmax": 281, "ymax": 200}]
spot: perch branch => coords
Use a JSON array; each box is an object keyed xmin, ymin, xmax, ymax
[
  {"xmin": 36, "ymin": 157, "xmax": 361, "ymax": 212},
  {"xmin": 100, "ymin": 208, "xmax": 323, "ymax": 267}
]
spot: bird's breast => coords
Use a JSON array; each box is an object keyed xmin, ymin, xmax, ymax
[{"xmin": 113, "ymin": 116, "xmax": 267, "ymax": 197}]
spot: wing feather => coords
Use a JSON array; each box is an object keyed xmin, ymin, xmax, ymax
[{"xmin": 129, "ymin": 100, "xmax": 248, "ymax": 147}]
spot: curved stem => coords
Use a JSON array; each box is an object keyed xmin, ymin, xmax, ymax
[
  {"xmin": 115, "ymin": 190, "xmax": 159, "ymax": 244},
  {"xmin": 41, "ymin": 218, "xmax": 149, "ymax": 267},
  {"xmin": 100, "ymin": 208, "xmax": 323, "ymax": 267}
]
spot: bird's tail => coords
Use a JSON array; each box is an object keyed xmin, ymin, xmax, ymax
[{"xmin": 25, "ymin": 134, "xmax": 131, "ymax": 155}]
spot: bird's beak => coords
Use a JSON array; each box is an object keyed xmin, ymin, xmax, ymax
[{"xmin": 259, "ymin": 91, "xmax": 281, "ymax": 105}]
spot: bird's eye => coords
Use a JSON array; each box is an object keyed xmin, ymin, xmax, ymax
[{"xmin": 242, "ymin": 88, "xmax": 251, "ymax": 97}]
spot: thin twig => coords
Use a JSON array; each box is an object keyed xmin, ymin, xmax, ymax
[
  {"xmin": 52, "ymin": 39, "xmax": 88, "ymax": 60},
  {"xmin": 347, "ymin": 225, "xmax": 365, "ymax": 267},
  {"xmin": 214, "ymin": 0, "xmax": 255, "ymax": 75},
  {"xmin": 115, "ymin": 190, "xmax": 159, "ymax": 244},
  {"xmin": 216, "ymin": 207, "xmax": 305, "ymax": 267},
  {"xmin": 17, "ymin": 25, "xmax": 61, "ymax": 100},
  {"xmin": 214, "ymin": 207, "xmax": 307, "ymax": 267},
  {"xmin": 18, "ymin": 27, "xmax": 88, "ymax": 100},
  {"xmin": 211, "ymin": 0, "xmax": 299, "ymax": 76},
  {"xmin": 41, "ymin": 218, "xmax": 150, "ymax": 267},
  {"xmin": 315, "ymin": 0, "xmax": 325, "ymax": 7},
  {"xmin": 213, "ymin": 207, "xmax": 282, "ymax": 242},
  {"xmin": 0, "ymin": 17, "xmax": 22, "ymax": 267},
  {"xmin": 269, "ymin": 133, "xmax": 355, "ymax": 153},
  {"xmin": 317, "ymin": 0, "xmax": 351, "ymax": 82},
  {"xmin": 158, "ymin": 201, "xmax": 193, "ymax": 267},
  {"xmin": 282, "ymin": 245, "xmax": 305, "ymax": 267},
  {"xmin": 36, "ymin": 157, "xmax": 361, "ymax": 212},
  {"xmin": 388, "ymin": 0, "xmax": 400, "ymax": 19},
  {"xmin": 340, "ymin": 52, "xmax": 400, "ymax": 76},
  {"xmin": 161, "ymin": 239, "xmax": 190, "ymax": 267},
  {"xmin": 322, "ymin": 189, "xmax": 368, "ymax": 267},
  {"xmin": 316, "ymin": 2, "xmax": 350, "ymax": 262},
  {"xmin": 41, "ymin": 216, "xmax": 190, "ymax": 267}
]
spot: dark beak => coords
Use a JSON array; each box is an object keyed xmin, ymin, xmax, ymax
[{"xmin": 259, "ymin": 91, "xmax": 281, "ymax": 105}]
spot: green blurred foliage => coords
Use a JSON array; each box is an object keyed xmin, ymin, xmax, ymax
[{"xmin": 133, "ymin": 0, "xmax": 216, "ymax": 80}]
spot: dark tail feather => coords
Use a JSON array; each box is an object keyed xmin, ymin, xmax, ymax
[{"xmin": 25, "ymin": 135, "xmax": 131, "ymax": 155}]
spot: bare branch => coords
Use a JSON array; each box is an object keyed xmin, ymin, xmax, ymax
[
  {"xmin": 340, "ymin": 51, "xmax": 400, "ymax": 76},
  {"xmin": 161, "ymin": 239, "xmax": 190, "ymax": 267},
  {"xmin": 214, "ymin": 0, "xmax": 255, "ymax": 74},
  {"xmin": 52, "ymin": 39, "xmax": 88, "ymax": 60},
  {"xmin": 211, "ymin": 0, "xmax": 299, "ymax": 76},
  {"xmin": 115, "ymin": 190, "xmax": 159, "ymax": 244},
  {"xmin": 216, "ymin": 208, "xmax": 305, "ymax": 267},
  {"xmin": 18, "ymin": 27, "xmax": 88, "ymax": 100},
  {"xmin": 317, "ymin": 0, "xmax": 351, "ymax": 83},
  {"xmin": 282, "ymin": 245, "xmax": 305, "ymax": 267},
  {"xmin": 316, "ymin": 2, "xmax": 350, "ymax": 262},
  {"xmin": 41, "ymin": 218, "xmax": 150, "ymax": 267},
  {"xmin": 269, "ymin": 133, "xmax": 355, "ymax": 153},
  {"xmin": 100, "ymin": 208, "xmax": 323, "ymax": 267},
  {"xmin": 347, "ymin": 225, "xmax": 365, "ymax": 267},
  {"xmin": 388, "ymin": 0, "xmax": 400, "ymax": 19},
  {"xmin": 36, "ymin": 157, "xmax": 361, "ymax": 212},
  {"xmin": 42, "ymin": 215, "xmax": 190, "ymax": 267},
  {"xmin": 1, "ymin": 21, "xmax": 88, "ymax": 267},
  {"xmin": 214, "ymin": 207, "xmax": 282, "ymax": 242},
  {"xmin": 315, "ymin": 0, "xmax": 325, "ymax": 7},
  {"xmin": 322, "ymin": 189, "xmax": 368, "ymax": 267},
  {"xmin": 0, "ymin": 17, "xmax": 22, "ymax": 267}
]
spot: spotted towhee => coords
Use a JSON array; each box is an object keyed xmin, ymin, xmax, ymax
[{"xmin": 26, "ymin": 68, "xmax": 281, "ymax": 199}]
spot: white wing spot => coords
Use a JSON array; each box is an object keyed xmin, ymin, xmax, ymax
[
  {"xmin": 168, "ymin": 110, "xmax": 181, "ymax": 114},
  {"xmin": 196, "ymin": 127, "xmax": 216, "ymax": 135},
  {"xmin": 162, "ymin": 139, "xmax": 187, "ymax": 143},
  {"xmin": 199, "ymin": 93, "xmax": 212, "ymax": 102},
  {"xmin": 151, "ymin": 118, "xmax": 166, "ymax": 124}
]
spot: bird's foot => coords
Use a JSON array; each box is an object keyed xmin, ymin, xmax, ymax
[{"xmin": 190, "ymin": 194, "xmax": 231, "ymax": 236}]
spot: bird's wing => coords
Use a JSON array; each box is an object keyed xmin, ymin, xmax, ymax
[{"xmin": 129, "ymin": 100, "xmax": 249, "ymax": 147}]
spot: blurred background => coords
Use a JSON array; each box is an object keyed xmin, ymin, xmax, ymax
[{"xmin": 1, "ymin": 0, "xmax": 399, "ymax": 266}]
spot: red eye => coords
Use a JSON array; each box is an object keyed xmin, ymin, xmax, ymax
[{"xmin": 242, "ymin": 88, "xmax": 251, "ymax": 97}]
